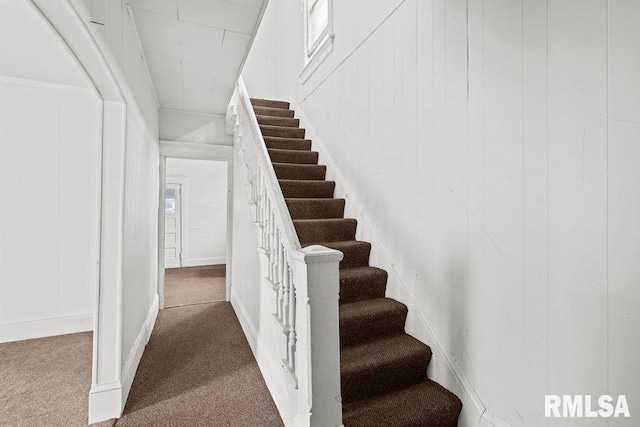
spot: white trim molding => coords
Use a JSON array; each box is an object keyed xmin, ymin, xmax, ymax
[
  {"xmin": 0, "ymin": 313, "xmax": 93, "ymax": 344},
  {"xmin": 160, "ymin": 140, "xmax": 233, "ymax": 160},
  {"xmin": 88, "ymin": 293, "xmax": 158, "ymax": 424},
  {"xmin": 299, "ymin": 34, "xmax": 334, "ymax": 83},
  {"xmin": 181, "ymin": 257, "xmax": 227, "ymax": 267},
  {"xmin": 122, "ymin": 294, "xmax": 158, "ymax": 401}
]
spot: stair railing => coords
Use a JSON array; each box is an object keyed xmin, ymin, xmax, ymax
[{"xmin": 228, "ymin": 77, "xmax": 343, "ymax": 427}]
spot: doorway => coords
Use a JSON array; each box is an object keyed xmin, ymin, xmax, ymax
[{"xmin": 159, "ymin": 156, "xmax": 231, "ymax": 309}]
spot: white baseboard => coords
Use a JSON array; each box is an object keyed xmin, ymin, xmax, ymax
[
  {"xmin": 88, "ymin": 381, "xmax": 123, "ymax": 424},
  {"xmin": 293, "ymin": 102, "xmax": 508, "ymax": 427},
  {"xmin": 122, "ymin": 293, "xmax": 159, "ymax": 402},
  {"xmin": 88, "ymin": 295, "xmax": 158, "ymax": 425},
  {"xmin": 230, "ymin": 290, "xmax": 294, "ymax": 426},
  {"xmin": 181, "ymin": 257, "xmax": 226, "ymax": 267},
  {"xmin": 0, "ymin": 312, "xmax": 93, "ymax": 344}
]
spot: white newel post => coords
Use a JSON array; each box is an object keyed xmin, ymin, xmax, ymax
[{"xmin": 292, "ymin": 246, "xmax": 344, "ymax": 427}]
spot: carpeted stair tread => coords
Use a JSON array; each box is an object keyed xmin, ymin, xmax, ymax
[
  {"xmin": 260, "ymin": 124, "xmax": 306, "ymax": 139},
  {"xmin": 280, "ymin": 179, "xmax": 335, "ymax": 198},
  {"xmin": 342, "ymin": 380, "xmax": 463, "ymax": 427},
  {"xmin": 268, "ymin": 148, "xmax": 319, "ymax": 164},
  {"xmin": 339, "ymin": 267, "xmax": 388, "ymax": 303},
  {"xmin": 264, "ymin": 136, "xmax": 312, "ymax": 151},
  {"xmin": 251, "ymin": 98, "xmax": 290, "ymax": 109},
  {"xmin": 256, "ymin": 115, "xmax": 300, "ymax": 128},
  {"xmin": 252, "ymin": 98, "xmax": 462, "ymax": 426},
  {"xmin": 253, "ymin": 106, "xmax": 295, "ymax": 118},
  {"xmin": 273, "ymin": 163, "xmax": 326, "ymax": 180},
  {"xmin": 286, "ymin": 198, "xmax": 346, "ymax": 219},
  {"xmin": 339, "ymin": 298, "xmax": 407, "ymax": 346},
  {"xmin": 294, "ymin": 218, "xmax": 357, "ymax": 244},
  {"xmin": 322, "ymin": 240, "xmax": 372, "ymax": 269},
  {"xmin": 341, "ymin": 334, "xmax": 432, "ymax": 403}
]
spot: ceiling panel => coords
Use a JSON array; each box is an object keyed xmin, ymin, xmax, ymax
[
  {"xmin": 178, "ymin": 21, "xmax": 225, "ymax": 49},
  {"xmin": 133, "ymin": 8, "xmax": 179, "ymax": 38},
  {"xmin": 221, "ymin": 31, "xmax": 252, "ymax": 53},
  {"xmin": 177, "ymin": 0, "xmax": 229, "ymax": 29},
  {"xmin": 225, "ymin": 3, "xmax": 261, "ymax": 34},
  {"xmin": 138, "ymin": 32, "xmax": 181, "ymax": 58},
  {"xmin": 129, "ymin": 0, "xmax": 178, "ymax": 19},
  {"xmin": 131, "ymin": 0, "xmax": 265, "ymax": 115}
]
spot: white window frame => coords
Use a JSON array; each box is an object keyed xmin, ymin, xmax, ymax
[{"xmin": 300, "ymin": 0, "xmax": 334, "ymax": 82}]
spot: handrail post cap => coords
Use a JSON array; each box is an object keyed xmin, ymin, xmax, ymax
[{"xmin": 295, "ymin": 245, "xmax": 344, "ymax": 264}]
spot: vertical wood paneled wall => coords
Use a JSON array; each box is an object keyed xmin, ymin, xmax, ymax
[
  {"xmin": 243, "ymin": 0, "xmax": 640, "ymax": 425},
  {"xmin": 71, "ymin": 0, "xmax": 161, "ymax": 375},
  {"xmin": 0, "ymin": 81, "xmax": 101, "ymax": 338}
]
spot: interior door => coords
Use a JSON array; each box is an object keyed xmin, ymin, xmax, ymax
[{"xmin": 164, "ymin": 183, "xmax": 182, "ymax": 268}]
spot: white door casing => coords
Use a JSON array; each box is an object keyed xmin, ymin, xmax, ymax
[{"xmin": 164, "ymin": 183, "xmax": 182, "ymax": 268}]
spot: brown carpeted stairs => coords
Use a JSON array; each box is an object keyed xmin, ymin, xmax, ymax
[{"xmin": 251, "ymin": 98, "xmax": 463, "ymax": 427}]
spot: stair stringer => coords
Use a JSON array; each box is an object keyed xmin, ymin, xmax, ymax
[{"xmin": 289, "ymin": 99, "xmax": 509, "ymax": 427}]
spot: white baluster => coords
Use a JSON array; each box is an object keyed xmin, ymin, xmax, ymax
[{"xmin": 287, "ymin": 264, "xmax": 296, "ymax": 373}]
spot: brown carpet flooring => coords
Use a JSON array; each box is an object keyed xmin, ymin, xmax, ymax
[
  {"xmin": 0, "ymin": 332, "xmax": 93, "ymax": 427},
  {"xmin": 99, "ymin": 302, "xmax": 283, "ymax": 427},
  {"xmin": 251, "ymin": 98, "xmax": 463, "ymax": 426},
  {"xmin": 164, "ymin": 265, "xmax": 226, "ymax": 308},
  {"xmin": 1, "ymin": 268, "xmax": 281, "ymax": 426}
]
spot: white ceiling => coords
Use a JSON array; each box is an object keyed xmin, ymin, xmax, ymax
[{"xmin": 129, "ymin": 0, "xmax": 265, "ymax": 115}]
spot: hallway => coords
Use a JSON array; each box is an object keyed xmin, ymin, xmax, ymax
[
  {"xmin": 100, "ymin": 302, "xmax": 283, "ymax": 426},
  {"xmin": 94, "ymin": 266, "xmax": 282, "ymax": 426},
  {"xmin": 164, "ymin": 265, "xmax": 226, "ymax": 308}
]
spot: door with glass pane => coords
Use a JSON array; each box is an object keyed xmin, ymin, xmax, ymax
[{"xmin": 164, "ymin": 183, "xmax": 182, "ymax": 268}]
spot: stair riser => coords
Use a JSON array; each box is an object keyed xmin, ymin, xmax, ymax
[
  {"xmin": 325, "ymin": 242, "xmax": 371, "ymax": 268},
  {"xmin": 280, "ymin": 181, "xmax": 335, "ymax": 198},
  {"xmin": 261, "ymin": 126, "xmax": 306, "ymax": 139},
  {"xmin": 295, "ymin": 220, "xmax": 357, "ymax": 245},
  {"xmin": 286, "ymin": 199, "xmax": 346, "ymax": 219},
  {"xmin": 264, "ymin": 138, "xmax": 312, "ymax": 151},
  {"xmin": 340, "ymin": 273, "xmax": 387, "ymax": 304},
  {"xmin": 339, "ymin": 308, "xmax": 407, "ymax": 347},
  {"xmin": 253, "ymin": 106, "xmax": 295, "ymax": 118},
  {"xmin": 268, "ymin": 150, "xmax": 319, "ymax": 164},
  {"xmin": 274, "ymin": 164, "xmax": 326, "ymax": 180},
  {"xmin": 341, "ymin": 351, "xmax": 432, "ymax": 403},
  {"xmin": 251, "ymin": 98, "xmax": 290, "ymax": 109},
  {"xmin": 257, "ymin": 115, "xmax": 300, "ymax": 128}
]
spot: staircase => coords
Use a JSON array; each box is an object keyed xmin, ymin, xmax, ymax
[{"xmin": 250, "ymin": 98, "xmax": 463, "ymax": 426}]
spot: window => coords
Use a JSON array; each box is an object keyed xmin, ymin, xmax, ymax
[
  {"xmin": 306, "ymin": 0, "xmax": 329, "ymax": 56},
  {"xmin": 165, "ymin": 188, "xmax": 176, "ymax": 214},
  {"xmin": 301, "ymin": 0, "xmax": 333, "ymax": 81}
]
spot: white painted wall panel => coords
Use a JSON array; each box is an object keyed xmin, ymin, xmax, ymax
[
  {"xmin": 243, "ymin": 0, "xmax": 640, "ymax": 424},
  {"xmin": 0, "ymin": 81, "xmax": 101, "ymax": 341},
  {"xmin": 73, "ymin": 0, "xmax": 160, "ymax": 381},
  {"xmin": 608, "ymin": 2, "xmax": 640, "ymax": 425},
  {"xmin": 159, "ymin": 110, "xmax": 232, "ymax": 145}
]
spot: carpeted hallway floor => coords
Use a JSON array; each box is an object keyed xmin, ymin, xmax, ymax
[
  {"xmin": 99, "ymin": 302, "xmax": 283, "ymax": 427},
  {"xmin": 1, "ymin": 265, "xmax": 282, "ymax": 426},
  {"xmin": 0, "ymin": 332, "xmax": 93, "ymax": 427},
  {"xmin": 164, "ymin": 264, "xmax": 226, "ymax": 307}
]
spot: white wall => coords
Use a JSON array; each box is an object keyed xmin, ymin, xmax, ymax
[
  {"xmin": 243, "ymin": 1, "xmax": 640, "ymax": 426},
  {"xmin": 166, "ymin": 158, "xmax": 228, "ymax": 266},
  {"xmin": 0, "ymin": 0, "xmax": 101, "ymax": 343},
  {"xmin": 160, "ymin": 109, "xmax": 232, "ymax": 145},
  {"xmin": 0, "ymin": 1, "xmax": 93, "ymax": 89},
  {"xmin": 69, "ymin": 0, "xmax": 161, "ymax": 417}
]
